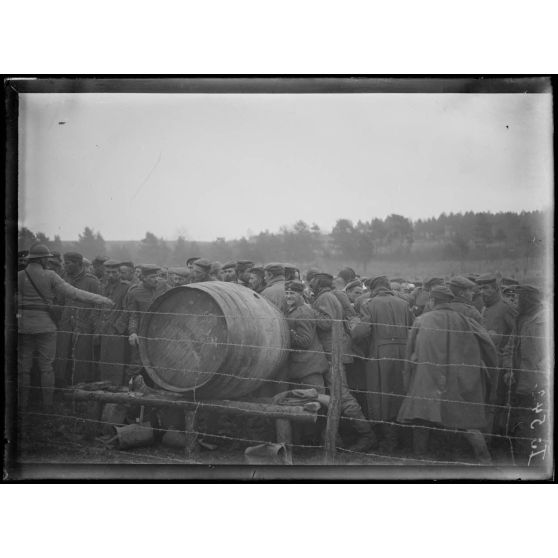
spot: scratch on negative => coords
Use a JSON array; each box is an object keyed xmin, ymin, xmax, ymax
[{"xmin": 131, "ymin": 152, "xmax": 162, "ymax": 201}]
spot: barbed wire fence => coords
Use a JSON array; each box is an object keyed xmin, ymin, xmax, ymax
[{"xmin": 12, "ymin": 301, "xmax": 552, "ymax": 468}]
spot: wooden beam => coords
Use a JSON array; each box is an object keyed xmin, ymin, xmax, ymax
[{"xmin": 66, "ymin": 389, "xmax": 318, "ymax": 423}]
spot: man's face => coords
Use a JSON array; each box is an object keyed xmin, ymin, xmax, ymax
[
  {"xmin": 105, "ymin": 268, "xmax": 120, "ymax": 283},
  {"xmin": 285, "ymin": 290, "xmax": 301, "ymax": 307},
  {"xmin": 120, "ymin": 265, "xmax": 134, "ymax": 282},
  {"xmin": 134, "ymin": 267, "xmax": 142, "ymax": 279},
  {"xmin": 347, "ymin": 286, "xmax": 363, "ymax": 303},
  {"xmin": 462, "ymin": 287, "xmax": 474, "ymax": 302},
  {"xmin": 249, "ymin": 272, "xmax": 264, "ymax": 290},
  {"xmin": 223, "ymin": 268, "xmax": 237, "ymax": 282},
  {"xmin": 142, "ymin": 273, "xmax": 158, "ymax": 288},
  {"xmin": 480, "ymin": 283, "xmax": 497, "ymax": 303},
  {"xmin": 238, "ymin": 269, "xmax": 252, "ymax": 284},
  {"xmin": 64, "ymin": 259, "xmax": 81, "ymax": 276}
]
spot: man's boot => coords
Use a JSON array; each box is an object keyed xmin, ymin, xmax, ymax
[
  {"xmin": 464, "ymin": 429, "xmax": 492, "ymax": 465},
  {"xmin": 347, "ymin": 427, "xmax": 378, "ymax": 453}
]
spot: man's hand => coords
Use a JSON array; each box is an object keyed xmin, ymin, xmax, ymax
[
  {"xmin": 128, "ymin": 333, "xmax": 139, "ymax": 347},
  {"xmin": 99, "ymin": 297, "xmax": 115, "ymax": 307}
]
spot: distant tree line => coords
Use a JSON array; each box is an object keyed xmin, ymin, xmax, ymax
[{"xmin": 18, "ymin": 210, "xmax": 547, "ymax": 269}]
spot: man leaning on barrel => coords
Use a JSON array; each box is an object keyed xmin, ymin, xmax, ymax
[{"xmin": 17, "ymin": 244, "xmax": 113, "ymax": 411}]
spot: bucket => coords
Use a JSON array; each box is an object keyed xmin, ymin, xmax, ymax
[
  {"xmin": 113, "ymin": 423, "xmax": 154, "ymax": 449},
  {"xmin": 244, "ymin": 443, "xmax": 292, "ymax": 465}
]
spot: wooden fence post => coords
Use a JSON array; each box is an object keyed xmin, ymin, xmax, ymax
[{"xmin": 324, "ymin": 319, "xmax": 343, "ymax": 464}]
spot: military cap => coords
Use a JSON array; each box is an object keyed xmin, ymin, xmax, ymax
[
  {"xmin": 448, "ymin": 275, "xmax": 476, "ymax": 290},
  {"xmin": 186, "ymin": 257, "xmax": 200, "ymax": 266},
  {"xmin": 236, "ymin": 260, "xmax": 254, "ymax": 272},
  {"xmin": 305, "ymin": 267, "xmax": 322, "ymax": 282},
  {"xmin": 369, "ymin": 275, "xmax": 390, "ymax": 291},
  {"xmin": 120, "ymin": 260, "xmax": 134, "ymax": 268},
  {"xmin": 222, "ymin": 261, "xmax": 236, "ymax": 270},
  {"xmin": 64, "ymin": 251, "xmax": 83, "ymax": 263},
  {"xmin": 312, "ymin": 272, "xmax": 333, "ymax": 281},
  {"xmin": 175, "ymin": 267, "xmax": 190, "ymax": 278},
  {"xmin": 92, "ymin": 256, "xmax": 108, "ymax": 264},
  {"xmin": 338, "ymin": 267, "xmax": 357, "ymax": 283},
  {"xmin": 83, "ymin": 257, "xmax": 91, "ymax": 265},
  {"xmin": 476, "ymin": 273, "xmax": 498, "ymax": 285},
  {"xmin": 345, "ymin": 279, "xmax": 363, "ymax": 291},
  {"xmin": 139, "ymin": 264, "xmax": 160, "ymax": 275},
  {"xmin": 264, "ymin": 262, "xmax": 285, "ymax": 275},
  {"xmin": 103, "ymin": 259, "xmax": 121, "ymax": 268},
  {"xmin": 430, "ymin": 285, "xmax": 455, "ymax": 301},
  {"xmin": 210, "ymin": 262, "xmax": 223, "ymax": 274},
  {"xmin": 285, "ymin": 280, "xmax": 305, "ymax": 293},
  {"xmin": 192, "ymin": 258, "xmax": 212, "ymax": 272},
  {"xmin": 502, "ymin": 285, "xmax": 518, "ymax": 295},
  {"xmin": 284, "ymin": 263, "xmax": 298, "ymax": 271},
  {"xmin": 423, "ymin": 276, "xmax": 444, "ymax": 289},
  {"xmin": 50, "ymin": 250, "xmax": 62, "ymax": 261},
  {"xmin": 27, "ymin": 244, "xmax": 53, "ymax": 259}
]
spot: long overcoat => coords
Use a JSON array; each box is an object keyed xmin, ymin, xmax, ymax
[
  {"xmin": 397, "ymin": 303, "xmax": 497, "ymax": 430},
  {"xmin": 97, "ymin": 280, "xmax": 130, "ymax": 385},
  {"xmin": 55, "ymin": 270, "xmax": 102, "ymax": 385},
  {"xmin": 357, "ymin": 289, "xmax": 414, "ymax": 421}
]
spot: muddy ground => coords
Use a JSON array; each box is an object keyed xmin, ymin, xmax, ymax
[{"xmin": 10, "ymin": 399, "xmax": 516, "ymax": 472}]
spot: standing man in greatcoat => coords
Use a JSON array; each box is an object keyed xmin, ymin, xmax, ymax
[
  {"xmin": 397, "ymin": 285, "xmax": 498, "ymax": 464},
  {"xmin": 477, "ymin": 273, "xmax": 517, "ymax": 440},
  {"xmin": 18, "ymin": 244, "xmax": 112, "ymax": 409},
  {"xmin": 126, "ymin": 264, "xmax": 169, "ymax": 384},
  {"xmin": 55, "ymin": 252, "xmax": 106, "ymax": 387},
  {"xmin": 97, "ymin": 260, "xmax": 130, "ymax": 385},
  {"xmin": 354, "ymin": 275, "xmax": 414, "ymax": 452}
]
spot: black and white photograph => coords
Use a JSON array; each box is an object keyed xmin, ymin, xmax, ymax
[{"xmin": 5, "ymin": 76, "xmax": 554, "ymax": 480}]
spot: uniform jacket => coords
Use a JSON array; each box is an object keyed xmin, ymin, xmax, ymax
[
  {"xmin": 261, "ymin": 275, "xmax": 287, "ymax": 311},
  {"xmin": 284, "ymin": 302, "xmax": 329, "ymax": 380},
  {"xmin": 17, "ymin": 262, "xmax": 108, "ymax": 335},
  {"xmin": 126, "ymin": 282, "xmax": 169, "ymax": 335},
  {"xmin": 482, "ymin": 294, "xmax": 517, "ymax": 356},
  {"xmin": 98, "ymin": 280, "xmax": 130, "ymax": 335},
  {"xmin": 397, "ymin": 304, "xmax": 498, "ymax": 430},
  {"xmin": 57, "ymin": 269, "xmax": 102, "ymax": 334},
  {"xmin": 503, "ymin": 308, "xmax": 547, "ymax": 395},
  {"xmin": 449, "ymin": 296, "xmax": 483, "ymax": 324}
]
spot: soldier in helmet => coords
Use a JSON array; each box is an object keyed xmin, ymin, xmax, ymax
[{"xmin": 17, "ymin": 244, "xmax": 113, "ymax": 409}]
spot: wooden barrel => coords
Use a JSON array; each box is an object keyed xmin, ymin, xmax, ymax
[{"xmin": 138, "ymin": 282, "xmax": 289, "ymax": 399}]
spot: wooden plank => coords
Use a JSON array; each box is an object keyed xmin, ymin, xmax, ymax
[
  {"xmin": 67, "ymin": 389, "xmax": 318, "ymax": 423},
  {"xmin": 324, "ymin": 320, "xmax": 343, "ymax": 464}
]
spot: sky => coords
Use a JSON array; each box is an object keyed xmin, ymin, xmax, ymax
[{"xmin": 18, "ymin": 92, "xmax": 553, "ymax": 242}]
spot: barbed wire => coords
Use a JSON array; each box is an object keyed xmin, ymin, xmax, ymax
[
  {"xmin": 39, "ymin": 327, "xmax": 550, "ymax": 375},
  {"xmin": 18, "ymin": 355, "xmax": 549, "ymax": 414},
  {"xmin": 16, "ymin": 301, "xmax": 552, "ymax": 340},
  {"xmin": 17, "ymin": 385, "xmax": 551, "ymax": 444}
]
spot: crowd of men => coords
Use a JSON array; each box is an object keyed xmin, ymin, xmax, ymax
[{"xmin": 17, "ymin": 245, "xmax": 548, "ymax": 465}]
